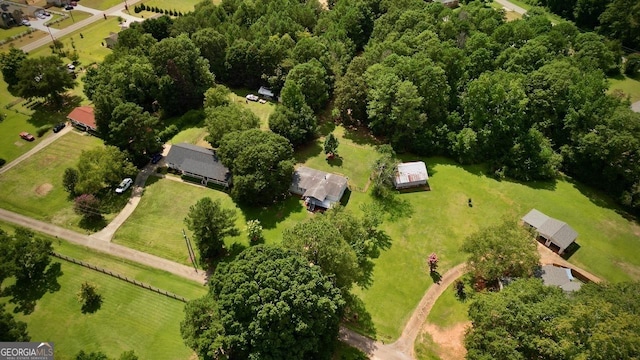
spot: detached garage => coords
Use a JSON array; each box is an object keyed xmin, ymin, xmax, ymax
[{"xmin": 393, "ymin": 161, "xmax": 429, "ymax": 189}]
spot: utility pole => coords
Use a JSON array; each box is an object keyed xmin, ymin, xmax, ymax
[
  {"xmin": 182, "ymin": 229, "xmax": 198, "ymax": 272},
  {"xmin": 46, "ymin": 25, "xmax": 56, "ymax": 52},
  {"xmin": 68, "ymin": 8, "xmax": 75, "ymax": 23}
]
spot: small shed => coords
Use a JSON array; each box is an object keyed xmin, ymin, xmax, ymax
[
  {"xmin": 522, "ymin": 209, "xmax": 578, "ymax": 254},
  {"xmin": 258, "ymin": 86, "xmax": 275, "ymax": 100},
  {"xmin": 393, "ymin": 161, "xmax": 429, "ymax": 189},
  {"xmin": 67, "ymin": 106, "xmax": 97, "ymax": 132},
  {"xmin": 538, "ymin": 265, "xmax": 582, "ymax": 292},
  {"xmin": 104, "ymin": 32, "xmax": 119, "ymax": 49},
  {"xmin": 165, "ymin": 143, "xmax": 231, "ymax": 187}
]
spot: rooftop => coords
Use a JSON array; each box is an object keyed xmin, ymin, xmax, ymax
[
  {"xmin": 292, "ymin": 166, "xmax": 348, "ymax": 202},
  {"xmin": 395, "ymin": 161, "xmax": 429, "ymax": 184},
  {"xmin": 522, "ymin": 209, "xmax": 578, "ymax": 249},
  {"xmin": 67, "ymin": 106, "xmax": 96, "ymax": 129},
  {"xmin": 538, "ymin": 265, "xmax": 582, "ymax": 292},
  {"xmin": 165, "ymin": 143, "xmax": 230, "ymax": 183}
]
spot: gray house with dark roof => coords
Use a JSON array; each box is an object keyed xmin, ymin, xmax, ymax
[
  {"xmin": 522, "ymin": 209, "xmax": 578, "ymax": 254},
  {"xmin": 290, "ymin": 166, "xmax": 348, "ymax": 210},
  {"xmin": 165, "ymin": 143, "xmax": 230, "ymax": 187}
]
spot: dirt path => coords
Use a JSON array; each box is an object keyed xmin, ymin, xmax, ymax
[
  {"xmin": 0, "ymin": 208, "xmax": 207, "ymax": 284},
  {"xmin": 421, "ymin": 322, "xmax": 471, "ymax": 360}
]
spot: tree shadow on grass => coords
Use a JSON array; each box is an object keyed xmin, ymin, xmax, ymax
[
  {"xmin": 206, "ymin": 242, "xmax": 248, "ymax": 278},
  {"xmin": 342, "ymin": 292, "xmax": 377, "ymax": 339},
  {"xmin": 239, "ymin": 196, "xmax": 305, "ymax": 230},
  {"xmin": 294, "ymin": 140, "xmax": 323, "ymax": 163},
  {"xmin": 5, "ymin": 262, "xmax": 63, "ymax": 315},
  {"xmin": 373, "ymin": 194, "xmax": 414, "ymax": 222},
  {"xmin": 343, "ymin": 126, "xmax": 382, "ymax": 147},
  {"xmin": 80, "ymin": 295, "xmax": 103, "ymax": 314},
  {"xmin": 28, "ymin": 95, "xmax": 83, "ymax": 128},
  {"xmin": 317, "ymin": 120, "xmax": 336, "ymax": 137},
  {"xmin": 327, "ymin": 155, "xmax": 343, "ymax": 167},
  {"xmin": 78, "ymin": 216, "xmax": 107, "ymax": 232},
  {"xmin": 430, "ymin": 270, "xmax": 442, "ymax": 284}
]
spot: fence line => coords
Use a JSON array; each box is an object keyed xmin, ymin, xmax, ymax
[{"xmin": 51, "ymin": 252, "xmax": 188, "ymax": 303}]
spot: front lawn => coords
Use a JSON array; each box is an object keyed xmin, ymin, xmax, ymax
[
  {"xmin": 0, "ymin": 131, "xmax": 114, "ymax": 232},
  {"xmin": 76, "ymin": 0, "xmax": 125, "ymax": 10},
  {"xmin": 0, "ymin": 30, "xmax": 48, "ymax": 52},
  {"xmin": 426, "ymin": 285, "xmax": 470, "ymax": 329},
  {"xmin": 140, "ymin": 0, "xmax": 205, "ymax": 13},
  {"xmin": 48, "ymin": 10, "xmax": 94, "ymax": 30},
  {"xmin": 609, "ymin": 74, "xmax": 640, "ymax": 103},
  {"xmin": 6, "ymin": 257, "xmax": 195, "ymax": 360}
]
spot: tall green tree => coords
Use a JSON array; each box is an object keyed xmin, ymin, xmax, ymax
[
  {"xmin": 285, "ymin": 59, "xmax": 330, "ymax": 113},
  {"xmin": 598, "ymin": 0, "xmax": 640, "ymax": 49},
  {"xmin": 15, "ymin": 56, "xmax": 75, "ymax": 106},
  {"xmin": 0, "ymin": 303, "xmax": 30, "ymax": 341},
  {"xmin": 324, "ymin": 133, "xmax": 339, "ymax": 156},
  {"xmin": 218, "ymin": 129, "xmax": 295, "ymax": 205},
  {"xmin": 107, "ymin": 102, "xmax": 162, "ymax": 163},
  {"xmin": 0, "ymin": 47, "xmax": 27, "ymax": 89},
  {"xmin": 184, "ymin": 197, "xmax": 239, "ymax": 263},
  {"xmin": 180, "ymin": 295, "xmax": 226, "ymax": 360},
  {"xmin": 191, "ymin": 28, "xmax": 228, "ymax": 80},
  {"xmin": 462, "ymin": 219, "xmax": 540, "ymax": 283},
  {"xmin": 206, "ymin": 246, "xmax": 344, "ymax": 360},
  {"xmin": 205, "ymin": 103, "xmax": 259, "ymax": 147},
  {"xmin": 203, "ymin": 84, "xmax": 231, "ymax": 108},
  {"xmin": 75, "ymin": 146, "xmax": 137, "ymax": 195}
]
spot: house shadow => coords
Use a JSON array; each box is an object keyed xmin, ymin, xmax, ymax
[
  {"xmin": 560, "ymin": 242, "xmax": 581, "ymax": 260},
  {"xmin": 342, "ymin": 292, "xmax": 377, "ymax": 340},
  {"xmin": 5, "ymin": 262, "xmax": 63, "ymax": 315},
  {"xmin": 340, "ymin": 188, "xmax": 352, "ymax": 207},
  {"xmin": 239, "ymin": 196, "xmax": 305, "ymax": 230}
]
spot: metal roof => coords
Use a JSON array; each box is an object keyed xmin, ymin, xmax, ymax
[
  {"xmin": 522, "ymin": 209, "xmax": 578, "ymax": 249},
  {"xmin": 521, "ymin": 209, "xmax": 550, "ymax": 229},
  {"xmin": 291, "ymin": 166, "xmax": 347, "ymax": 202},
  {"xmin": 395, "ymin": 161, "xmax": 429, "ymax": 184},
  {"xmin": 165, "ymin": 143, "xmax": 230, "ymax": 183},
  {"xmin": 538, "ymin": 265, "xmax": 582, "ymax": 292},
  {"xmin": 67, "ymin": 106, "xmax": 96, "ymax": 129}
]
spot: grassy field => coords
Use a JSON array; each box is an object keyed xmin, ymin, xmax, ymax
[
  {"xmin": 415, "ymin": 332, "xmax": 440, "ymax": 360},
  {"xmin": 76, "ymin": 0, "xmax": 124, "ymax": 10},
  {"xmin": 113, "ymin": 176, "xmax": 312, "ymax": 266},
  {"xmin": 48, "ymin": 10, "xmax": 93, "ymax": 30},
  {"xmin": 426, "ymin": 285, "xmax": 470, "ymax": 329},
  {"xmin": 490, "ymin": 1, "xmax": 522, "ymax": 21},
  {"xmin": 0, "ymin": 131, "xmax": 118, "ymax": 232},
  {"xmin": 0, "ymin": 25, "xmax": 32, "ymax": 40},
  {"xmin": 0, "ymin": 30, "xmax": 48, "ymax": 54},
  {"xmin": 29, "ymin": 17, "xmax": 121, "ymax": 66},
  {"xmin": 6, "ymin": 257, "xmax": 195, "ymax": 360},
  {"xmin": 609, "ymin": 74, "xmax": 640, "ymax": 103},
  {"xmin": 141, "ymin": 0, "xmax": 203, "ymax": 13}
]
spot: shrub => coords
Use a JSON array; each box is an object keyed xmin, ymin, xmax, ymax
[
  {"xmin": 36, "ymin": 125, "xmax": 52, "ymax": 137},
  {"xmin": 63, "ymin": 168, "xmax": 79, "ymax": 195},
  {"xmin": 625, "ymin": 54, "xmax": 640, "ymax": 76},
  {"xmin": 246, "ymin": 219, "xmax": 264, "ymax": 244},
  {"xmin": 0, "ymin": 158, "xmax": 5, "ymax": 167},
  {"xmin": 73, "ymin": 194, "xmax": 102, "ymax": 220}
]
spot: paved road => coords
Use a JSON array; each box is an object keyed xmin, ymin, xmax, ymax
[
  {"xmin": 20, "ymin": 0, "xmax": 142, "ymax": 53},
  {"xmin": 494, "ymin": 0, "xmax": 527, "ymax": 14},
  {"xmin": 0, "ymin": 208, "xmax": 207, "ymax": 284},
  {"xmin": 0, "ymin": 125, "xmax": 72, "ymax": 175}
]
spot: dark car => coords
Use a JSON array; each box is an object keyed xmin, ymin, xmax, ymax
[
  {"xmin": 150, "ymin": 153, "xmax": 163, "ymax": 164},
  {"xmin": 65, "ymin": 5, "xmax": 73, "ymax": 10},
  {"xmin": 53, "ymin": 123, "xmax": 66, "ymax": 133}
]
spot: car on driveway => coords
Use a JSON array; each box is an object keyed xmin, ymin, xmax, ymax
[
  {"xmin": 53, "ymin": 123, "xmax": 66, "ymax": 133},
  {"xmin": 150, "ymin": 153, "xmax": 163, "ymax": 164},
  {"xmin": 115, "ymin": 178, "xmax": 133, "ymax": 194},
  {"xmin": 245, "ymin": 94, "xmax": 259, "ymax": 102},
  {"xmin": 21, "ymin": 19, "xmax": 31, "ymax": 26},
  {"xmin": 65, "ymin": 5, "xmax": 73, "ymax": 10},
  {"xmin": 19, "ymin": 132, "xmax": 35, "ymax": 141},
  {"xmin": 37, "ymin": 13, "xmax": 46, "ymax": 19}
]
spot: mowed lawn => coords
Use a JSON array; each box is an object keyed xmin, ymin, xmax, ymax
[
  {"xmin": 0, "ymin": 132, "xmax": 107, "ymax": 230},
  {"xmin": 426, "ymin": 285, "xmax": 470, "ymax": 329},
  {"xmin": 29, "ymin": 17, "xmax": 121, "ymax": 65},
  {"xmin": 609, "ymin": 74, "xmax": 640, "ymax": 103},
  {"xmin": 142, "ymin": 0, "xmax": 205, "ymax": 13},
  {"xmin": 113, "ymin": 177, "xmax": 312, "ymax": 266},
  {"xmin": 7, "ymin": 260, "xmax": 195, "ymax": 360},
  {"xmin": 48, "ymin": 10, "xmax": 94, "ymax": 30},
  {"xmin": 76, "ymin": 0, "xmax": 124, "ymax": 10}
]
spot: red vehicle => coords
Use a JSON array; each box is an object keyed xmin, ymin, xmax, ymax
[{"xmin": 20, "ymin": 132, "xmax": 35, "ymax": 141}]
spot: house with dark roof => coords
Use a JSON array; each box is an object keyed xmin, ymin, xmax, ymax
[
  {"xmin": 258, "ymin": 86, "xmax": 275, "ymax": 100},
  {"xmin": 104, "ymin": 32, "xmax": 119, "ymax": 49},
  {"xmin": 522, "ymin": 209, "xmax": 578, "ymax": 254},
  {"xmin": 67, "ymin": 106, "xmax": 97, "ymax": 132},
  {"xmin": 165, "ymin": 143, "xmax": 231, "ymax": 187},
  {"xmin": 290, "ymin": 166, "xmax": 348, "ymax": 210},
  {"xmin": 393, "ymin": 161, "xmax": 429, "ymax": 189},
  {"xmin": 537, "ymin": 265, "xmax": 582, "ymax": 292}
]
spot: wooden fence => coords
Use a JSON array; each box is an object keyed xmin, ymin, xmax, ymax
[{"xmin": 52, "ymin": 252, "xmax": 188, "ymax": 303}]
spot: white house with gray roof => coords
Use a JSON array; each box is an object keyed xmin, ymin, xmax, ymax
[
  {"xmin": 522, "ymin": 209, "xmax": 578, "ymax": 254},
  {"xmin": 165, "ymin": 143, "xmax": 230, "ymax": 187},
  {"xmin": 290, "ymin": 166, "xmax": 348, "ymax": 210}
]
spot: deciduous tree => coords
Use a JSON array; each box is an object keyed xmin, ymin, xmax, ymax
[
  {"xmin": 75, "ymin": 146, "xmax": 137, "ymax": 195},
  {"xmin": 205, "ymin": 103, "xmax": 259, "ymax": 147},
  {"xmin": 184, "ymin": 197, "xmax": 239, "ymax": 263},
  {"xmin": 0, "ymin": 47, "xmax": 27, "ymax": 89},
  {"xmin": 15, "ymin": 56, "xmax": 75, "ymax": 106}
]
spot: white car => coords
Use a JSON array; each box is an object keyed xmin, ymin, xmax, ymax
[
  {"xmin": 245, "ymin": 94, "xmax": 259, "ymax": 102},
  {"xmin": 115, "ymin": 178, "xmax": 133, "ymax": 194}
]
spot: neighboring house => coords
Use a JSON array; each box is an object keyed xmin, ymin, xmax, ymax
[
  {"xmin": 258, "ymin": 86, "xmax": 275, "ymax": 100},
  {"xmin": 165, "ymin": 143, "xmax": 231, "ymax": 188},
  {"xmin": 438, "ymin": 0, "xmax": 459, "ymax": 8},
  {"xmin": 290, "ymin": 166, "xmax": 348, "ymax": 210},
  {"xmin": 46, "ymin": 0, "xmax": 69, "ymax": 7},
  {"xmin": 522, "ymin": 209, "xmax": 578, "ymax": 254},
  {"xmin": 104, "ymin": 32, "xmax": 118, "ymax": 49},
  {"xmin": 67, "ymin": 106, "xmax": 97, "ymax": 132},
  {"xmin": 393, "ymin": 161, "xmax": 429, "ymax": 189},
  {"xmin": 537, "ymin": 265, "xmax": 582, "ymax": 292}
]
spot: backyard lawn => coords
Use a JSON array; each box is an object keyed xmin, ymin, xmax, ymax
[
  {"xmin": 609, "ymin": 74, "xmax": 640, "ymax": 103},
  {"xmin": 0, "ymin": 30, "xmax": 48, "ymax": 52},
  {"xmin": 5, "ymin": 258, "xmax": 195, "ymax": 360},
  {"xmin": 0, "ymin": 131, "xmax": 115, "ymax": 232},
  {"xmin": 140, "ymin": 0, "xmax": 206, "ymax": 13},
  {"xmin": 76, "ymin": 0, "xmax": 125, "ymax": 10},
  {"xmin": 48, "ymin": 10, "xmax": 93, "ymax": 30},
  {"xmin": 426, "ymin": 285, "xmax": 470, "ymax": 329}
]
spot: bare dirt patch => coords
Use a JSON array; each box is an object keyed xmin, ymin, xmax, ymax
[
  {"xmin": 14, "ymin": 141, "xmax": 24, "ymax": 147},
  {"xmin": 35, "ymin": 183, "xmax": 53, "ymax": 196},
  {"xmin": 421, "ymin": 321, "xmax": 471, "ymax": 360}
]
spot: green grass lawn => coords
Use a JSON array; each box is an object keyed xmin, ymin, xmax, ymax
[
  {"xmin": 113, "ymin": 177, "xmax": 312, "ymax": 266},
  {"xmin": 29, "ymin": 17, "xmax": 121, "ymax": 66},
  {"xmin": 415, "ymin": 332, "xmax": 441, "ymax": 360},
  {"xmin": 141, "ymin": 0, "xmax": 204, "ymax": 13},
  {"xmin": 77, "ymin": 0, "xmax": 125, "ymax": 10},
  {"xmin": 332, "ymin": 342, "xmax": 368, "ymax": 360},
  {"xmin": 609, "ymin": 74, "xmax": 640, "ymax": 103},
  {"xmin": 0, "ymin": 25, "xmax": 32, "ymax": 40},
  {"xmin": 0, "ymin": 131, "xmax": 114, "ymax": 232},
  {"xmin": 426, "ymin": 285, "xmax": 470, "ymax": 329},
  {"xmin": 0, "ymin": 30, "xmax": 48, "ymax": 52},
  {"xmin": 48, "ymin": 10, "xmax": 93, "ymax": 30},
  {"xmin": 6, "ymin": 258, "xmax": 195, "ymax": 360}
]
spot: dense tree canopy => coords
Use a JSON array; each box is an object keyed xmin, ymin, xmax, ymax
[
  {"xmin": 15, "ymin": 56, "xmax": 75, "ymax": 105},
  {"xmin": 462, "ymin": 219, "xmax": 540, "ymax": 283},
  {"xmin": 0, "ymin": 48, "xmax": 27, "ymax": 89},
  {"xmin": 205, "ymin": 104, "xmax": 259, "ymax": 147},
  {"xmin": 218, "ymin": 129, "xmax": 295, "ymax": 205},
  {"xmin": 202, "ymin": 246, "xmax": 344, "ymax": 360},
  {"xmin": 75, "ymin": 146, "xmax": 137, "ymax": 195}
]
